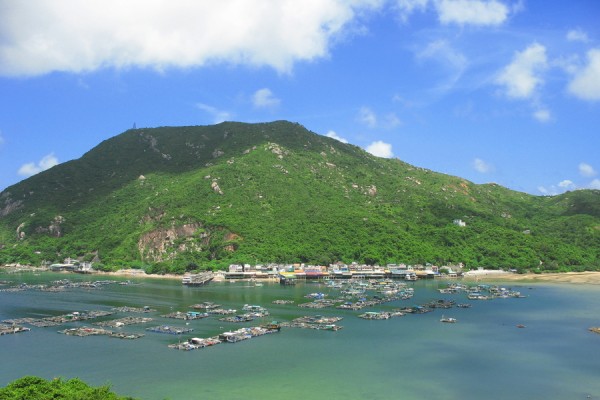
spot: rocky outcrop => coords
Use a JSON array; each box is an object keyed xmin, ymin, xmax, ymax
[
  {"xmin": 211, "ymin": 180, "xmax": 223, "ymax": 195},
  {"xmin": 49, "ymin": 216, "xmax": 65, "ymax": 237},
  {"xmin": 0, "ymin": 192, "xmax": 23, "ymax": 217},
  {"xmin": 138, "ymin": 223, "xmax": 204, "ymax": 262},
  {"xmin": 137, "ymin": 223, "xmax": 240, "ymax": 262}
]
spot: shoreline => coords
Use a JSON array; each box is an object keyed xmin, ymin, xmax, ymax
[
  {"xmin": 3, "ymin": 265, "xmax": 600, "ymax": 285},
  {"xmin": 462, "ymin": 270, "xmax": 600, "ymax": 285}
]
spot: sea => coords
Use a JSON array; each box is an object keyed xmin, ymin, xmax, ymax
[{"xmin": 1, "ymin": 271, "xmax": 599, "ymax": 400}]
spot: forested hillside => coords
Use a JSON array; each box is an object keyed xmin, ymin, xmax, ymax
[{"xmin": 1, "ymin": 121, "xmax": 598, "ymax": 273}]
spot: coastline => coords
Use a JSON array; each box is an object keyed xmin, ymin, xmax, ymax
[
  {"xmin": 3, "ymin": 265, "xmax": 600, "ymax": 285},
  {"xmin": 462, "ymin": 270, "xmax": 600, "ymax": 285},
  {"xmin": 97, "ymin": 269, "xmax": 600, "ymax": 284}
]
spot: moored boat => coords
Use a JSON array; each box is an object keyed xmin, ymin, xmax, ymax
[{"xmin": 440, "ymin": 315, "xmax": 457, "ymax": 323}]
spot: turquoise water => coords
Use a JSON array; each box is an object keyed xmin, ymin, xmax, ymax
[{"xmin": 1, "ymin": 272, "xmax": 599, "ymax": 400}]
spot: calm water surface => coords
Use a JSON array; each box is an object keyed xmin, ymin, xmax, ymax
[{"xmin": 1, "ymin": 272, "xmax": 599, "ymax": 400}]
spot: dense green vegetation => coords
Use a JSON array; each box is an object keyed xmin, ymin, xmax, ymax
[
  {"xmin": 1, "ymin": 121, "xmax": 598, "ymax": 273},
  {"xmin": 0, "ymin": 376, "xmax": 135, "ymax": 400}
]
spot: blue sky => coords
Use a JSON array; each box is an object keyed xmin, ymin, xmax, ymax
[{"xmin": 1, "ymin": 0, "xmax": 599, "ymax": 195}]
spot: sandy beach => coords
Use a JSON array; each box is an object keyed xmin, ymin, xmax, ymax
[{"xmin": 463, "ymin": 270, "xmax": 600, "ymax": 285}]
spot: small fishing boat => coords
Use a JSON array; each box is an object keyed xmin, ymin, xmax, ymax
[{"xmin": 440, "ymin": 316, "xmax": 457, "ymax": 323}]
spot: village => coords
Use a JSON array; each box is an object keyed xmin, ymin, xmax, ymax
[{"xmin": 192, "ymin": 261, "xmax": 468, "ymax": 284}]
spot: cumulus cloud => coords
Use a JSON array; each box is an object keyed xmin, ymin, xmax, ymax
[
  {"xmin": 496, "ymin": 42, "xmax": 547, "ymax": 99},
  {"xmin": 325, "ymin": 130, "xmax": 348, "ymax": 143},
  {"xmin": 435, "ymin": 0, "xmax": 509, "ymax": 26},
  {"xmin": 252, "ymin": 88, "xmax": 281, "ymax": 109},
  {"xmin": 579, "ymin": 162, "xmax": 597, "ymax": 177},
  {"xmin": 566, "ymin": 28, "xmax": 589, "ymax": 43},
  {"xmin": 472, "ymin": 158, "xmax": 494, "ymax": 173},
  {"xmin": 17, "ymin": 153, "xmax": 59, "ymax": 177},
  {"xmin": 195, "ymin": 103, "xmax": 232, "ymax": 124},
  {"xmin": 589, "ymin": 179, "xmax": 600, "ymax": 190},
  {"xmin": 568, "ymin": 49, "xmax": 600, "ymax": 101},
  {"xmin": 365, "ymin": 140, "xmax": 394, "ymax": 158},
  {"xmin": 0, "ymin": 1, "xmax": 380, "ymax": 77}
]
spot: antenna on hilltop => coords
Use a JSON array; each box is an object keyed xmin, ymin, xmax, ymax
[{"xmin": 133, "ymin": 122, "xmax": 137, "ymax": 129}]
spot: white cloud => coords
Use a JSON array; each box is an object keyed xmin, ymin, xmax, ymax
[
  {"xmin": 384, "ymin": 112, "xmax": 402, "ymax": 128},
  {"xmin": 568, "ymin": 49, "xmax": 600, "ymax": 101},
  {"xmin": 358, "ymin": 107, "xmax": 377, "ymax": 128},
  {"xmin": 537, "ymin": 186, "xmax": 550, "ymax": 195},
  {"xmin": 325, "ymin": 130, "xmax": 348, "ymax": 143},
  {"xmin": 558, "ymin": 180, "xmax": 576, "ymax": 190},
  {"xmin": 18, "ymin": 153, "xmax": 59, "ymax": 177},
  {"xmin": 435, "ymin": 0, "xmax": 509, "ymax": 26},
  {"xmin": 195, "ymin": 103, "xmax": 232, "ymax": 124},
  {"xmin": 365, "ymin": 140, "xmax": 394, "ymax": 158},
  {"xmin": 394, "ymin": 0, "xmax": 429, "ymax": 22},
  {"xmin": 589, "ymin": 179, "xmax": 600, "ymax": 190},
  {"xmin": 473, "ymin": 158, "xmax": 493, "ymax": 173},
  {"xmin": 252, "ymin": 88, "xmax": 281, "ymax": 109},
  {"xmin": 579, "ymin": 162, "xmax": 597, "ymax": 177},
  {"xmin": 566, "ymin": 28, "xmax": 589, "ymax": 43},
  {"xmin": 419, "ymin": 39, "xmax": 467, "ymax": 71},
  {"xmin": 496, "ymin": 42, "xmax": 547, "ymax": 99},
  {"xmin": 417, "ymin": 39, "xmax": 467, "ymax": 92},
  {"xmin": 357, "ymin": 107, "xmax": 401, "ymax": 129},
  {"xmin": 0, "ymin": 1, "xmax": 380, "ymax": 77},
  {"xmin": 533, "ymin": 108, "xmax": 551, "ymax": 123},
  {"xmin": 394, "ymin": 0, "xmax": 510, "ymax": 26}
]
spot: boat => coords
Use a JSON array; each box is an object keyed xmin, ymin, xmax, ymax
[{"xmin": 440, "ymin": 315, "xmax": 457, "ymax": 323}]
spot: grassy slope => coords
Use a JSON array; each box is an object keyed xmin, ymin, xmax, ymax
[{"xmin": 1, "ymin": 121, "xmax": 598, "ymax": 271}]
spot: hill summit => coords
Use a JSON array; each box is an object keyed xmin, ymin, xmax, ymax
[{"xmin": 1, "ymin": 121, "xmax": 599, "ymax": 273}]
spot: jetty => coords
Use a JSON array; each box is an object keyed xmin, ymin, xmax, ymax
[{"xmin": 182, "ymin": 272, "xmax": 214, "ymax": 286}]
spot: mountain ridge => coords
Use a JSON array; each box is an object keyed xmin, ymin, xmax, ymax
[{"xmin": 1, "ymin": 121, "xmax": 598, "ymax": 273}]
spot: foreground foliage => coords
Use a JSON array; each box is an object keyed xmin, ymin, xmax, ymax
[
  {"xmin": 1, "ymin": 121, "xmax": 599, "ymax": 273},
  {"xmin": 0, "ymin": 376, "xmax": 135, "ymax": 400}
]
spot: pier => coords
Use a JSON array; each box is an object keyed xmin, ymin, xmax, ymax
[{"xmin": 182, "ymin": 272, "xmax": 214, "ymax": 286}]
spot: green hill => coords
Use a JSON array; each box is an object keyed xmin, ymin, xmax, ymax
[{"xmin": 1, "ymin": 121, "xmax": 599, "ymax": 273}]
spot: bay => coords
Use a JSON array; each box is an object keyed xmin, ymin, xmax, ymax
[{"xmin": 1, "ymin": 271, "xmax": 599, "ymax": 400}]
